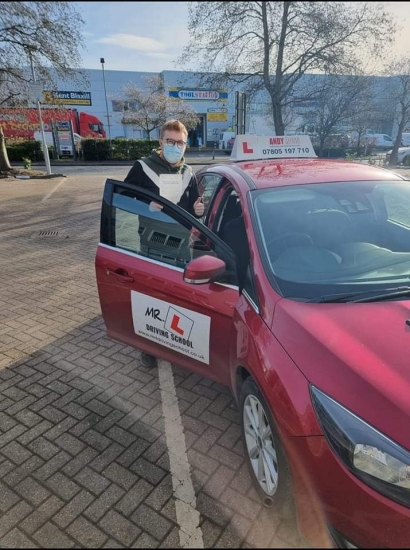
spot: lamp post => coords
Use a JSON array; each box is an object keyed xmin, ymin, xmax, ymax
[
  {"xmin": 28, "ymin": 48, "xmax": 52, "ymax": 175},
  {"xmin": 100, "ymin": 57, "xmax": 112, "ymax": 149}
]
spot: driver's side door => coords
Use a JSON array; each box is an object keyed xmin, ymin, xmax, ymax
[{"xmin": 95, "ymin": 179, "xmax": 239, "ymax": 385}]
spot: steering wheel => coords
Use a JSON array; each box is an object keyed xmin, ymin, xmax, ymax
[{"xmin": 265, "ymin": 232, "xmax": 314, "ymax": 258}]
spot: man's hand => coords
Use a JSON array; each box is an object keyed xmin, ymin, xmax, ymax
[
  {"xmin": 149, "ymin": 201, "xmax": 163, "ymax": 212},
  {"xmin": 194, "ymin": 197, "xmax": 205, "ymax": 217}
]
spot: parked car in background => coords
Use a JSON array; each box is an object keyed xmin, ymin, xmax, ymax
[{"xmin": 386, "ymin": 146, "xmax": 410, "ymax": 165}]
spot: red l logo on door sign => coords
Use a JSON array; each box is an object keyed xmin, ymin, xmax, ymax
[
  {"xmin": 170, "ymin": 314, "xmax": 185, "ymax": 336},
  {"xmin": 242, "ymin": 142, "xmax": 254, "ymax": 154}
]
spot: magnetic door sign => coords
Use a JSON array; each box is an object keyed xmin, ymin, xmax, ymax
[{"xmin": 131, "ymin": 291, "xmax": 211, "ymax": 364}]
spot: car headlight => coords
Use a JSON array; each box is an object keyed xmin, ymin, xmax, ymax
[{"xmin": 311, "ymin": 386, "xmax": 410, "ymax": 508}]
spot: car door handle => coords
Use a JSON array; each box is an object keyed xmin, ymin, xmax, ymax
[{"xmin": 105, "ymin": 268, "xmax": 134, "ymax": 283}]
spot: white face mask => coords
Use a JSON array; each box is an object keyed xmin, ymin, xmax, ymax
[{"xmin": 162, "ymin": 142, "xmax": 183, "ymax": 164}]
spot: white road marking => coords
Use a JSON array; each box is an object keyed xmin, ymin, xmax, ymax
[
  {"xmin": 41, "ymin": 178, "xmax": 66, "ymax": 202},
  {"xmin": 158, "ymin": 359, "xmax": 204, "ymax": 548}
]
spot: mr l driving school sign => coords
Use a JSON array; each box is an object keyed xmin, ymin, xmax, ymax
[
  {"xmin": 42, "ymin": 91, "xmax": 92, "ymax": 106},
  {"xmin": 131, "ymin": 291, "xmax": 211, "ymax": 364},
  {"xmin": 230, "ymin": 134, "xmax": 317, "ymax": 161}
]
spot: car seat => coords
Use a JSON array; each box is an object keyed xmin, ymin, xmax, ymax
[
  {"xmin": 218, "ymin": 194, "xmax": 242, "ymax": 237},
  {"xmin": 303, "ymin": 208, "xmax": 352, "ymax": 249}
]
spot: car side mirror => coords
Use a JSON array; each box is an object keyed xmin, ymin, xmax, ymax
[{"xmin": 183, "ymin": 255, "xmax": 226, "ymax": 285}]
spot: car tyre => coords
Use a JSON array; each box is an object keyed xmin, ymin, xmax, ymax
[
  {"xmin": 402, "ymin": 155, "xmax": 409, "ymax": 166},
  {"xmin": 240, "ymin": 377, "xmax": 295, "ymax": 519}
]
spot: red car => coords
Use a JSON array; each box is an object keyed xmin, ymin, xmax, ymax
[{"xmin": 95, "ymin": 138, "xmax": 410, "ymax": 548}]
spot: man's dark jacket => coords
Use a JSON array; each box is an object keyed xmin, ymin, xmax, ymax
[{"xmin": 124, "ymin": 149, "xmax": 200, "ymax": 217}]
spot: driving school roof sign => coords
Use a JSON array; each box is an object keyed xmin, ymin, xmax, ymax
[
  {"xmin": 230, "ymin": 135, "xmax": 317, "ymax": 161},
  {"xmin": 169, "ymin": 87, "xmax": 228, "ymax": 102}
]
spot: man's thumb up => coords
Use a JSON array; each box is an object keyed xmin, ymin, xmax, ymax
[{"xmin": 194, "ymin": 197, "xmax": 205, "ymax": 216}]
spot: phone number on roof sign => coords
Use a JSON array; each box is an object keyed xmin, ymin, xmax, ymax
[{"xmin": 262, "ymin": 147, "xmax": 311, "ymax": 155}]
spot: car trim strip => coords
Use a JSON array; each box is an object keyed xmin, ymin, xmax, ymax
[
  {"xmin": 243, "ymin": 290, "xmax": 260, "ymax": 314},
  {"xmin": 98, "ymin": 243, "xmax": 239, "ymax": 291},
  {"xmin": 99, "ymin": 243, "xmax": 185, "ymax": 273}
]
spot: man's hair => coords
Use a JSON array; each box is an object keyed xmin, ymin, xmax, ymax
[{"xmin": 160, "ymin": 119, "xmax": 188, "ymax": 139}]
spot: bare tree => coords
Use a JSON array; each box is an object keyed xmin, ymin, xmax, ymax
[
  {"xmin": 348, "ymin": 81, "xmax": 382, "ymax": 151},
  {"xmin": 118, "ymin": 75, "xmax": 199, "ymax": 141},
  {"xmin": 0, "ymin": 1, "xmax": 87, "ymax": 171},
  {"xmin": 179, "ymin": 2, "xmax": 396, "ymax": 136},
  {"xmin": 299, "ymin": 73, "xmax": 376, "ymax": 156},
  {"xmin": 384, "ymin": 57, "xmax": 410, "ymax": 166}
]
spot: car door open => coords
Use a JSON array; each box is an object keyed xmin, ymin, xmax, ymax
[{"xmin": 95, "ymin": 178, "xmax": 240, "ymax": 385}]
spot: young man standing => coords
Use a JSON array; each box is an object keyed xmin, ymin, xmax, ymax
[{"xmin": 124, "ymin": 119, "xmax": 205, "ymax": 368}]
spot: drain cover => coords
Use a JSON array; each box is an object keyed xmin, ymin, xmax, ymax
[
  {"xmin": 30, "ymin": 229, "xmax": 70, "ymax": 239},
  {"xmin": 38, "ymin": 230, "xmax": 59, "ymax": 237}
]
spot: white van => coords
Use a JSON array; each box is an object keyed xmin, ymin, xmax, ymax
[
  {"xmin": 401, "ymin": 133, "xmax": 410, "ymax": 146},
  {"xmin": 219, "ymin": 131, "xmax": 235, "ymax": 150},
  {"xmin": 362, "ymin": 133, "xmax": 394, "ymax": 150}
]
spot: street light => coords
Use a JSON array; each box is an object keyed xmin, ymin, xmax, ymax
[
  {"xmin": 27, "ymin": 47, "xmax": 52, "ymax": 175},
  {"xmin": 100, "ymin": 57, "xmax": 112, "ymax": 149}
]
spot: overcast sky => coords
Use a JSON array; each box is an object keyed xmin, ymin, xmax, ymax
[{"xmin": 76, "ymin": 1, "xmax": 410, "ymax": 73}]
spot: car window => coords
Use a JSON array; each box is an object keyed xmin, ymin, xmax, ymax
[
  {"xmin": 251, "ymin": 180, "xmax": 410, "ymax": 301},
  {"xmin": 214, "ymin": 188, "xmax": 241, "ymax": 236},
  {"xmin": 113, "ymin": 191, "xmax": 217, "ymax": 269},
  {"xmin": 212, "ymin": 187, "xmax": 252, "ymax": 289},
  {"xmin": 197, "ymin": 174, "xmax": 223, "ymax": 216},
  {"xmin": 107, "ymin": 184, "xmax": 238, "ymax": 286},
  {"xmin": 384, "ymin": 186, "xmax": 410, "ymax": 227}
]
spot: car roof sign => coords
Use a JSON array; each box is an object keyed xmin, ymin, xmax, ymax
[{"xmin": 230, "ymin": 134, "xmax": 317, "ymax": 161}]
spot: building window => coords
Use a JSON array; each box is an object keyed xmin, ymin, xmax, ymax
[
  {"xmin": 248, "ymin": 102, "xmax": 271, "ymax": 115},
  {"xmin": 112, "ymin": 100, "xmax": 138, "ymax": 112}
]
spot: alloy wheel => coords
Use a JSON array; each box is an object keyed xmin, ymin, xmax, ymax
[{"xmin": 243, "ymin": 394, "xmax": 279, "ymax": 496}]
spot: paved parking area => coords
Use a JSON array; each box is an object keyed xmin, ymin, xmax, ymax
[{"xmin": 0, "ymin": 168, "xmax": 311, "ymax": 549}]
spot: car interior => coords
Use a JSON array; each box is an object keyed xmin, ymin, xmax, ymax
[
  {"xmin": 212, "ymin": 188, "xmax": 250, "ymax": 273},
  {"xmin": 254, "ymin": 182, "xmax": 410, "ymax": 283}
]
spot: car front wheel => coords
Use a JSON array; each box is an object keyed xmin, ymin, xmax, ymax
[{"xmin": 240, "ymin": 377, "xmax": 295, "ymax": 518}]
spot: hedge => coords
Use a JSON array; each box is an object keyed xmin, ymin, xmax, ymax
[
  {"xmin": 313, "ymin": 146, "xmax": 368, "ymax": 158},
  {"xmin": 5, "ymin": 138, "xmax": 159, "ymax": 162},
  {"xmin": 81, "ymin": 141, "xmax": 365, "ymax": 161},
  {"xmin": 5, "ymin": 140, "xmax": 54, "ymax": 162},
  {"xmin": 81, "ymin": 138, "xmax": 160, "ymax": 161}
]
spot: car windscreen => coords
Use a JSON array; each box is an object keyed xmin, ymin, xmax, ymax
[{"xmin": 251, "ymin": 180, "xmax": 410, "ymax": 301}]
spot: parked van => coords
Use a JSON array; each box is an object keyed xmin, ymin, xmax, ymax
[
  {"xmin": 401, "ymin": 133, "xmax": 410, "ymax": 146},
  {"xmin": 219, "ymin": 131, "xmax": 235, "ymax": 150},
  {"xmin": 362, "ymin": 133, "xmax": 394, "ymax": 150}
]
